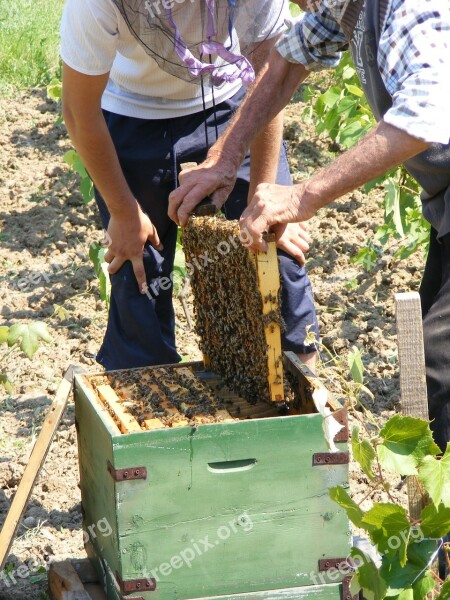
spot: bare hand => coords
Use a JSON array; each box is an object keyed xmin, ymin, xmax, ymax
[
  {"xmin": 104, "ymin": 208, "xmax": 162, "ymax": 294},
  {"xmin": 240, "ymin": 182, "xmax": 305, "ymax": 252},
  {"xmin": 168, "ymin": 157, "xmax": 238, "ymax": 227},
  {"xmin": 273, "ymin": 222, "xmax": 311, "ymax": 265}
]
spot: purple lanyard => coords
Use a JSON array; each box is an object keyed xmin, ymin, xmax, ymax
[{"xmin": 165, "ymin": 0, "xmax": 255, "ymax": 86}]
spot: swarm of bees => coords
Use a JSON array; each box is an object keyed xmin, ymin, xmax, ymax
[{"xmin": 182, "ymin": 216, "xmax": 283, "ymax": 403}]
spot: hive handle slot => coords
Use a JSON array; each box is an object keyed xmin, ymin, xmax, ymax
[{"xmin": 207, "ymin": 459, "xmax": 257, "ymax": 473}]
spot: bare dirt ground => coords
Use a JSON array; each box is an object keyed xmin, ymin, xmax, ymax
[{"xmin": 0, "ymin": 89, "xmax": 424, "ymax": 599}]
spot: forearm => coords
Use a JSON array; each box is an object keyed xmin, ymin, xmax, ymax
[
  {"xmin": 210, "ymin": 49, "xmax": 310, "ymax": 172},
  {"xmin": 248, "ymin": 110, "xmax": 285, "ymax": 200},
  {"xmin": 288, "ymin": 120, "xmax": 431, "ymax": 222},
  {"xmin": 64, "ymin": 111, "xmax": 137, "ymax": 217}
]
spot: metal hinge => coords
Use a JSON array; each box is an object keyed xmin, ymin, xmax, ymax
[
  {"xmin": 312, "ymin": 452, "xmax": 350, "ymax": 466},
  {"xmin": 107, "ymin": 460, "xmax": 147, "ymax": 482},
  {"xmin": 318, "ymin": 558, "xmax": 361, "ymax": 600},
  {"xmin": 116, "ymin": 573, "xmax": 156, "ymax": 594}
]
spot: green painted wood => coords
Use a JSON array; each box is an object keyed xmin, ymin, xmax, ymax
[
  {"xmin": 111, "ymin": 415, "xmax": 350, "ymax": 599},
  {"xmin": 74, "ymin": 376, "xmax": 123, "ymax": 600},
  {"xmin": 75, "ymin": 374, "xmax": 351, "ymax": 600},
  {"xmin": 185, "ymin": 581, "xmax": 344, "ymax": 599}
]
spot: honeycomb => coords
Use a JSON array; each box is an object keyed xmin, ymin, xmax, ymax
[{"xmin": 182, "ymin": 216, "xmax": 283, "ymax": 403}]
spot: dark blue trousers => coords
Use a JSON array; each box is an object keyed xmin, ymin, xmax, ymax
[
  {"xmin": 95, "ymin": 88, "xmax": 319, "ymax": 370},
  {"xmin": 420, "ymin": 227, "xmax": 450, "ymax": 451}
]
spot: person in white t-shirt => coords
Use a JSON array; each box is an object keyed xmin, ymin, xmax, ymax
[{"xmin": 60, "ymin": 0, "xmax": 319, "ymax": 370}]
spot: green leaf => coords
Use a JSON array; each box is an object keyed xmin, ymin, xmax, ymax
[
  {"xmin": 345, "ymin": 83, "xmax": 365, "ymax": 97},
  {"xmin": 350, "ymin": 548, "xmax": 387, "ymax": 600},
  {"xmin": 337, "ymin": 120, "xmax": 371, "ymax": 148},
  {"xmin": 384, "ymin": 178, "xmax": 404, "ymax": 237},
  {"xmin": 80, "ymin": 176, "xmax": 94, "ymax": 204},
  {"xmin": 380, "ymin": 555, "xmax": 424, "ymax": 597},
  {"xmin": 329, "ymin": 486, "xmax": 365, "ymax": 528},
  {"xmin": 352, "ymin": 425, "xmax": 376, "ymax": 480},
  {"xmin": 0, "ymin": 372, "xmax": 14, "ymax": 394},
  {"xmin": 7, "ymin": 322, "xmax": 51, "ymax": 359},
  {"xmin": 412, "ymin": 573, "xmax": 435, "ymax": 600},
  {"xmin": 348, "ymin": 346, "xmax": 364, "ymax": 384},
  {"xmin": 436, "ymin": 580, "xmax": 450, "ymax": 600},
  {"xmin": 377, "ymin": 415, "xmax": 441, "ymax": 476},
  {"xmin": 361, "ymin": 504, "xmax": 410, "ymax": 565},
  {"xmin": 418, "ymin": 444, "xmax": 450, "ymax": 507},
  {"xmin": 0, "ymin": 326, "xmax": 9, "ymax": 344},
  {"xmin": 420, "ymin": 503, "xmax": 450, "ymax": 539},
  {"xmin": 350, "ymin": 246, "xmax": 378, "ymax": 270}
]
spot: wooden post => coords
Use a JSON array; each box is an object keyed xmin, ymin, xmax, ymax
[
  {"xmin": 0, "ymin": 366, "xmax": 79, "ymax": 570},
  {"xmin": 395, "ymin": 292, "xmax": 429, "ymax": 519}
]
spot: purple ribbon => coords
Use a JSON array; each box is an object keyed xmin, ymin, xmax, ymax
[{"xmin": 166, "ymin": 0, "xmax": 255, "ymax": 86}]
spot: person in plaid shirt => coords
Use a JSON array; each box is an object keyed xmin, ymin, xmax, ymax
[{"xmin": 170, "ymin": 0, "xmax": 450, "ymax": 452}]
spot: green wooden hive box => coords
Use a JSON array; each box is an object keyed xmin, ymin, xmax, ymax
[{"xmin": 73, "ymin": 358, "xmax": 353, "ymax": 600}]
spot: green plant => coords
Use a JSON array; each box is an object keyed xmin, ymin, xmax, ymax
[
  {"xmin": 312, "ymin": 344, "xmax": 450, "ymax": 598},
  {"xmin": 0, "ymin": 322, "xmax": 51, "ymax": 393},
  {"xmin": 302, "ymin": 53, "xmax": 430, "ymax": 268},
  {"xmin": 63, "ymin": 149, "xmax": 95, "ymax": 204},
  {"xmin": 0, "ymin": 0, "xmax": 64, "ymax": 93}
]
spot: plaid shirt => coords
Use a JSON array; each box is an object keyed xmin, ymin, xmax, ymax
[{"xmin": 277, "ymin": 0, "xmax": 450, "ymax": 144}]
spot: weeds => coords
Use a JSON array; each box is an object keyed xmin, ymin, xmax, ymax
[{"xmin": 0, "ymin": 0, "xmax": 65, "ymax": 93}]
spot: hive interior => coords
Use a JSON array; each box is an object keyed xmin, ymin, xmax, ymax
[
  {"xmin": 182, "ymin": 216, "xmax": 284, "ymax": 403},
  {"xmin": 86, "ymin": 364, "xmax": 287, "ymax": 434}
]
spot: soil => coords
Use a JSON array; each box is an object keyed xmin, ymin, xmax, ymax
[{"xmin": 0, "ymin": 89, "xmax": 425, "ymax": 599}]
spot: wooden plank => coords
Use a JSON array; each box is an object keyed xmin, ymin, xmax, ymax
[
  {"xmin": 0, "ymin": 366, "xmax": 77, "ymax": 570},
  {"xmin": 254, "ymin": 237, "xmax": 284, "ymax": 402},
  {"xmin": 395, "ymin": 292, "xmax": 429, "ymax": 520},
  {"xmin": 48, "ymin": 561, "xmax": 91, "ymax": 600},
  {"xmin": 83, "ymin": 585, "xmax": 107, "ymax": 600},
  {"xmin": 144, "ymin": 418, "xmax": 165, "ymax": 431},
  {"xmin": 97, "ymin": 384, "xmax": 142, "ymax": 434}
]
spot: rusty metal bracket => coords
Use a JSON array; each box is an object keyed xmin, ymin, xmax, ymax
[
  {"xmin": 333, "ymin": 409, "xmax": 349, "ymax": 442},
  {"xmin": 116, "ymin": 573, "xmax": 156, "ymax": 594},
  {"xmin": 318, "ymin": 560, "xmax": 361, "ymax": 600},
  {"xmin": 313, "ymin": 452, "xmax": 350, "ymax": 466},
  {"xmin": 342, "ymin": 575, "xmax": 362, "ymax": 600},
  {"xmin": 107, "ymin": 460, "xmax": 147, "ymax": 482}
]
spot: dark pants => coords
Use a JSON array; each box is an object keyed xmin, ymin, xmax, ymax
[
  {"xmin": 420, "ymin": 227, "xmax": 450, "ymax": 452},
  {"xmin": 95, "ymin": 88, "xmax": 319, "ymax": 370}
]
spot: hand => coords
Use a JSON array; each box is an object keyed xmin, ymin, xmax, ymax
[
  {"xmin": 273, "ymin": 222, "xmax": 311, "ymax": 265},
  {"xmin": 240, "ymin": 182, "xmax": 305, "ymax": 252},
  {"xmin": 104, "ymin": 208, "xmax": 162, "ymax": 294},
  {"xmin": 168, "ymin": 156, "xmax": 238, "ymax": 227}
]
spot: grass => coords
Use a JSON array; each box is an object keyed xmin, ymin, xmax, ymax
[{"xmin": 0, "ymin": 0, "xmax": 65, "ymax": 94}]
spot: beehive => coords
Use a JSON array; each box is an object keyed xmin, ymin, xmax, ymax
[{"xmin": 74, "ymin": 360, "xmax": 352, "ymax": 600}]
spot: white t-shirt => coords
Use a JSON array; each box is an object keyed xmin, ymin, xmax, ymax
[{"xmin": 60, "ymin": 0, "xmax": 288, "ymax": 119}]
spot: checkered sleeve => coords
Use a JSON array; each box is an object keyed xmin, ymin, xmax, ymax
[
  {"xmin": 275, "ymin": 11, "xmax": 348, "ymax": 71},
  {"xmin": 379, "ymin": 0, "xmax": 450, "ymax": 144}
]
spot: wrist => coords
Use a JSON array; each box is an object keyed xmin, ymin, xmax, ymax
[{"xmin": 108, "ymin": 196, "xmax": 141, "ymax": 219}]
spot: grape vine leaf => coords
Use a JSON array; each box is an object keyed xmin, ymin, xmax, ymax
[
  {"xmin": 411, "ymin": 573, "xmax": 435, "ymax": 600},
  {"xmin": 361, "ymin": 504, "xmax": 410, "ymax": 565},
  {"xmin": 418, "ymin": 444, "xmax": 450, "ymax": 507},
  {"xmin": 0, "ymin": 326, "xmax": 9, "ymax": 344},
  {"xmin": 352, "ymin": 425, "xmax": 376, "ymax": 480},
  {"xmin": 348, "ymin": 346, "xmax": 364, "ymax": 384},
  {"xmin": 7, "ymin": 322, "xmax": 51, "ymax": 359},
  {"xmin": 436, "ymin": 579, "xmax": 450, "ymax": 600},
  {"xmin": 377, "ymin": 415, "xmax": 441, "ymax": 476},
  {"xmin": 420, "ymin": 503, "xmax": 450, "ymax": 539},
  {"xmin": 329, "ymin": 486, "xmax": 365, "ymax": 528},
  {"xmin": 350, "ymin": 548, "xmax": 386, "ymax": 600}
]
